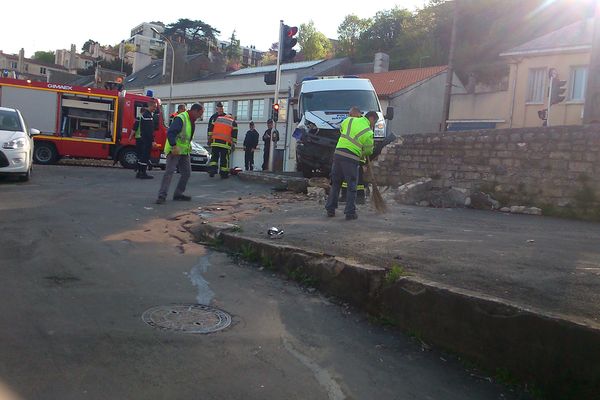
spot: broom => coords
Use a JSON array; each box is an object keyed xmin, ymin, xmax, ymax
[{"xmin": 365, "ymin": 157, "xmax": 387, "ymax": 214}]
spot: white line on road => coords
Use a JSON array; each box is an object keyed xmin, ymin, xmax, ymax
[{"xmin": 282, "ymin": 337, "xmax": 346, "ymax": 400}]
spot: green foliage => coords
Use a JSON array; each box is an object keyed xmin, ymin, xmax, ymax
[
  {"xmin": 82, "ymin": 39, "xmax": 97, "ymax": 53},
  {"xmin": 240, "ymin": 244, "xmax": 259, "ymax": 262},
  {"xmin": 32, "ymin": 51, "xmax": 55, "ymax": 64},
  {"xmin": 298, "ymin": 21, "xmax": 333, "ymax": 61},
  {"xmin": 384, "ymin": 264, "xmax": 408, "ymax": 285},
  {"xmin": 164, "ymin": 18, "xmax": 220, "ymax": 55},
  {"xmin": 261, "ymin": 43, "xmax": 278, "ymax": 66},
  {"xmin": 226, "ymin": 30, "xmax": 242, "ymax": 71},
  {"xmin": 287, "ymin": 266, "xmax": 317, "ymax": 287},
  {"xmin": 336, "ymin": 0, "xmax": 595, "ymax": 84}
]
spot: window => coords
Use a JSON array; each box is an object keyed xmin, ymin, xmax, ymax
[
  {"xmin": 570, "ymin": 66, "xmax": 587, "ymax": 101},
  {"xmin": 203, "ymin": 102, "xmax": 214, "ymax": 118},
  {"xmin": 40, "ymin": 67, "xmax": 47, "ymax": 75},
  {"xmin": 24, "ymin": 64, "xmax": 28, "ymax": 72},
  {"xmin": 9, "ymin": 61, "xmax": 17, "ymax": 69},
  {"xmin": 222, "ymin": 101, "xmax": 229, "ymax": 114},
  {"xmin": 526, "ymin": 68, "xmax": 546, "ymax": 103},
  {"xmin": 251, "ymin": 99, "xmax": 265, "ymax": 120},
  {"xmin": 235, "ymin": 100, "xmax": 249, "ymax": 120}
]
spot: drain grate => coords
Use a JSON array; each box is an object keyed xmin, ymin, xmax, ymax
[{"xmin": 142, "ymin": 304, "xmax": 232, "ymax": 334}]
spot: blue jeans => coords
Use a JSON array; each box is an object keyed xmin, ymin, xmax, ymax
[{"xmin": 325, "ymin": 154, "xmax": 359, "ymax": 216}]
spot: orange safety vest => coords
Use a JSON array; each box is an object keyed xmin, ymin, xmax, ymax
[{"xmin": 211, "ymin": 115, "xmax": 235, "ymax": 144}]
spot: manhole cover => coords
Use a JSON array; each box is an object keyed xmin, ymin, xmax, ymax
[{"xmin": 142, "ymin": 304, "xmax": 231, "ymax": 334}]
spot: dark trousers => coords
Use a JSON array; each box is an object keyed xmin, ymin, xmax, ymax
[
  {"xmin": 244, "ymin": 149, "xmax": 255, "ymax": 171},
  {"xmin": 325, "ymin": 154, "xmax": 360, "ymax": 216},
  {"xmin": 262, "ymin": 147, "xmax": 270, "ymax": 170},
  {"xmin": 209, "ymin": 146, "xmax": 230, "ymax": 176},
  {"xmin": 136, "ymin": 133, "xmax": 153, "ymax": 165}
]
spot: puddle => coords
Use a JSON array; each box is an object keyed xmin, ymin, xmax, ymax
[{"xmin": 189, "ymin": 253, "xmax": 215, "ymax": 305}]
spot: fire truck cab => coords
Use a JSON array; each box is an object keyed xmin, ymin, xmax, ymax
[{"xmin": 0, "ymin": 77, "xmax": 166, "ymax": 168}]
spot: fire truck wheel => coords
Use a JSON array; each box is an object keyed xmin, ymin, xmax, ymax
[
  {"xmin": 33, "ymin": 142, "xmax": 58, "ymax": 165},
  {"xmin": 119, "ymin": 148, "xmax": 138, "ymax": 169}
]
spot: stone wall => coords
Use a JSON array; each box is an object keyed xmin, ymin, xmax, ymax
[{"xmin": 372, "ymin": 125, "xmax": 600, "ymax": 218}]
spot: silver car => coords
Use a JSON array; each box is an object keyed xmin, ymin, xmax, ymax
[
  {"xmin": 158, "ymin": 141, "xmax": 210, "ymax": 171},
  {"xmin": 0, "ymin": 107, "xmax": 39, "ymax": 181}
]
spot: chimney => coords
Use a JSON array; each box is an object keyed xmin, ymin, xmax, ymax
[
  {"xmin": 69, "ymin": 44, "xmax": 77, "ymax": 73},
  {"xmin": 373, "ymin": 52, "xmax": 389, "ymax": 73},
  {"xmin": 18, "ymin": 48, "xmax": 25, "ymax": 73}
]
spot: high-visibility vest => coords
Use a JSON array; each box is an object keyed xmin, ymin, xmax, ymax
[
  {"xmin": 210, "ymin": 115, "xmax": 235, "ymax": 149},
  {"xmin": 164, "ymin": 111, "xmax": 192, "ymax": 155},
  {"xmin": 335, "ymin": 116, "xmax": 374, "ymax": 161},
  {"xmin": 134, "ymin": 116, "xmax": 142, "ymax": 139}
]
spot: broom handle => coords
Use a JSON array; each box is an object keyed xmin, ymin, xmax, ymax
[{"xmin": 365, "ymin": 157, "xmax": 377, "ymax": 187}]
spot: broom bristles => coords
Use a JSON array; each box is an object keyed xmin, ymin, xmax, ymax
[{"xmin": 371, "ymin": 184, "xmax": 388, "ymax": 214}]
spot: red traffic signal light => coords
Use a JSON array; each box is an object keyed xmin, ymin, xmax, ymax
[
  {"xmin": 287, "ymin": 26, "xmax": 298, "ymax": 37},
  {"xmin": 281, "ymin": 24, "xmax": 298, "ymax": 63},
  {"xmin": 273, "ymin": 103, "xmax": 280, "ymax": 111},
  {"xmin": 272, "ymin": 103, "xmax": 280, "ymax": 122},
  {"xmin": 550, "ymin": 78, "xmax": 567, "ymax": 105}
]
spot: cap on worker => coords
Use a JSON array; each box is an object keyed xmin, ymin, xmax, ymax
[{"xmin": 216, "ymin": 102, "xmax": 224, "ymax": 107}]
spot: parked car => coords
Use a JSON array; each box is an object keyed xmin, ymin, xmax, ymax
[
  {"xmin": 0, "ymin": 107, "xmax": 39, "ymax": 181},
  {"xmin": 158, "ymin": 141, "xmax": 210, "ymax": 171}
]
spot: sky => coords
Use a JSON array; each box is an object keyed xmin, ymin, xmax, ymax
[{"xmin": 0, "ymin": 0, "xmax": 427, "ymax": 58}]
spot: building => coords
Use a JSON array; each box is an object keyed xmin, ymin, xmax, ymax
[
  {"xmin": 0, "ymin": 49, "xmax": 68, "ymax": 81},
  {"xmin": 449, "ymin": 19, "xmax": 592, "ymax": 130},
  {"xmin": 55, "ymin": 44, "xmax": 96, "ymax": 72},
  {"xmin": 125, "ymin": 58, "xmax": 353, "ymax": 171},
  {"xmin": 126, "ymin": 22, "xmax": 166, "ymax": 73},
  {"xmin": 217, "ymin": 41, "xmax": 264, "ymax": 67},
  {"xmin": 360, "ymin": 66, "xmax": 464, "ymax": 136}
]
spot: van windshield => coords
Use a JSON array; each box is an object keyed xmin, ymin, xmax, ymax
[{"xmin": 301, "ymin": 90, "xmax": 380, "ymax": 113}]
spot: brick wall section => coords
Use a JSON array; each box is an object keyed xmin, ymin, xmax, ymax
[{"xmin": 372, "ymin": 125, "xmax": 600, "ymax": 209}]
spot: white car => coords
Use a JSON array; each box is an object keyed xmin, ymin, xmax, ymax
[
  {"xmin": 0, "ymin": 107, "xmax": 39, "ymax": 182},
  {"xmin": 158, "ymin": 141, "xmax": 210, "ymax": 171}
]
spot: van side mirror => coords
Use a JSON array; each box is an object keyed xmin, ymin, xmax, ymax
[
  {"xmin": 29, "ymin": 128, "xmax": 41, "ymax": 136},
  {"xmin": 293, "ymin": 109, "xmax": 300, "ymax": 123},
  {"xmin": 385, "ymin": 107, "xmax": 394, "ymax": 121}
]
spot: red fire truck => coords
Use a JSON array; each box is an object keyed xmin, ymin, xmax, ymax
[{"xmin": 0, "ymin": 77, "xmax": 166, "ymax": 168}]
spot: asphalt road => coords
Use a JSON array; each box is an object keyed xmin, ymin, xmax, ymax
[{"xmin": 0, "ymin": 165, "xmax": 528, "ymax": 400}]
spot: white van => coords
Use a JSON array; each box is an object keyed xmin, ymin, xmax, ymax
[{"xmin": 292, "ymin": 76, "xmax": 394, "ymax": 177}]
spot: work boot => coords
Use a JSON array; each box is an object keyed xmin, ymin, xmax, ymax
[
  {"xmin": 135, "ymin": 163, "xmax": 142, "ymax": 178},
  {"xmin": 345, "ymin": 214, "xmax": 358, "ymax": 220},
  {"xmin": 173, "ymin": 194, "xmax": 192, "ymax": 201},
  {"xmin": 155, "ymin": 197, "xmax": 166, "ymax": 205},
  {"xmin": 139, "ymin": 165, "xmax": 154, "ymax": 180}
]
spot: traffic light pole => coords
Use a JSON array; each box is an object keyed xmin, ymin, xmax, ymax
[
  {"xmin": 547, "ymin": 76, "xmax": 554, "ymax": 127},
  {"xmin": 268, "ymin": 20, "xmax": 284, "ymax": 172}
]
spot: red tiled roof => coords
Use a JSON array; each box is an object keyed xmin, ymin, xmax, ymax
[{"xmin": 359, "ymin": 66, "xmax": 448, "ymax": 97}]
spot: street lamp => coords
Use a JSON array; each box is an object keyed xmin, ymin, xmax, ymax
[{"xmin": 151, "ymin": 27, "xmax": 175, "ymax": 112}]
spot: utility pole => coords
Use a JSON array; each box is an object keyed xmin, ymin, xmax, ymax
[
  {"xmin": 583, "ymin": 0, "xmax": 600, "ymax": 124},
  {"xmin": 268, "ymin": 20, "xmax": 284, "ymax": 172},
  {"xmin": 441, "ymin": 0, "xmax": 459, "ymax": 132}
]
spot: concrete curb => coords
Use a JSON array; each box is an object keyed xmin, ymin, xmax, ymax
[
  {"xmin": 237, "ymin": 171, "xmax": 308, "ymax": 193},
  {"xmin": 189, "ymin": 222, "xmax": 600, "ymax": 399}
]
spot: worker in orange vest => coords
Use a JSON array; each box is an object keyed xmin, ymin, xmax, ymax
[{"xmin": 208, "ymin": 113, "xmax": 238, "ymax": 178}]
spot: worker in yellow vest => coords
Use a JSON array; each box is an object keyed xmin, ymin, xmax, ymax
[
  {"xmin": 208, "ymin": 113, "xmax": 238, "ymax": 178},
  {"xmin": 325, "ymin": 107, "xmax": 374, "ymax": 220},
  {"xmin": 339, "ymin": 111, "xmax": 379, "ymax": 204},
  {"xmin": 155, "ymin": 103, "xmax": 204, "ymax": 204}
]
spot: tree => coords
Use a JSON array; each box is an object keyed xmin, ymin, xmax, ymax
[
  {"xmin": 82, "ymin": 39, "xmax": 97, "ymax": 53},
  {"xmin": 225, "ymin": 30, "xmax": 242, "ymax": 71},
  {"xmin": 298, "ymin": 21, "xmax": 333, "ymax": 61},
  {"xmin": 261, "ymin": 43, "xmax": 278, "ymax": 66},
  {"xmin": 164, "ymin": 18, "xmax": 220, "ymax": 55},
  {"xmin": 32, "ymin": 51, "xmax": 55, "ymax": 64},
  {"xmin": 337, "ymin": 15, "xmax": 372, "ymax": 58}
]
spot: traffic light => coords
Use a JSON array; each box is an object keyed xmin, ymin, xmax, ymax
[
  {"xmin": 264, "ymin": 71, "xmax": 276, "ymax": 85},
  {"xmin": 272, "ymin": 103, "xmax": 280, "ymax": 122},
  {"xmin": 550, "ymin": 78, "xmax": 567, "ymax": 105},
  {"xmin": 281, "ymin": 24, "xmax": 298, "ymax": 63}
]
